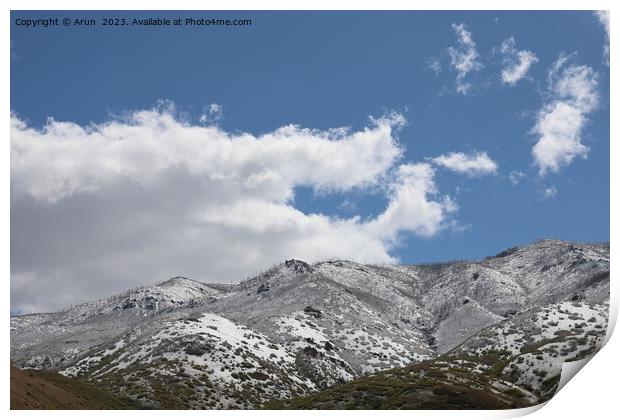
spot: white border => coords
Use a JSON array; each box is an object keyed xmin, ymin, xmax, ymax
[{"xmin": 3, "ymin": 2, "xmax": 616, "ymax": 420}]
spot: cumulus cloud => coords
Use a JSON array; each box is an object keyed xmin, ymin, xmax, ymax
[
  {"xmin": 431, "ymin": 152, "xmax": 498, "ymax": 177},
  {"xmin": 447, "ymin": 23, "xmax": 483, "ymax": 94},
  {"xmin": 498, "ymin": 37, "xmax": 538, "ymax": 86},
  {"xmin": 11, "ymin": 106, "xmax": 456, "ymax": 312},
  {"xmin": 367, "ymin": 163, "xmax": 456, "ymax": 241},
  {"xmin": 11, "ymin": 107, "xmax": 405, "ymax": 203},
  {"xmin": 531, "ymin": 55, "xmax": 599, "ymax": 175},
  {"xmin": 595, "ymin": 11, "xmax": 610, "ymax": 65}
]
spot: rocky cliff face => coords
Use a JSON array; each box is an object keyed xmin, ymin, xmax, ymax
[{"xmin": 10, "ymin": 239, "xmax": 610, "ymax": 409}]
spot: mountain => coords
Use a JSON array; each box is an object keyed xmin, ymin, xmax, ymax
[
  {"xmin": 10, "ymin": 239, "xmax": 610, "ymax": 409},
  {"xmin": 11, "ymin": 276, "xmax": 226, "ymax": 370},
  {"xmin": 267, "ymin": 298, "xmax": 609, "ymax": 409}
]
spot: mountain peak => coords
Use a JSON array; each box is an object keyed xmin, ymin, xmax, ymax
[
  {"xmin": 157, "ymin": 276, "xmax": 202, "ymax": 288},
  {"xmin": 284, "ymin": 259, "xmax": 313, "ymax": 274}
]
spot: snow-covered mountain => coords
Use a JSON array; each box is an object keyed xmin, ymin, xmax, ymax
[
  {"xmin": 10, "ymin": 239, "xmax": 610, "ymax": 409},
  {"xmin": 10, "ymin": 276, "xmax": 228, "ymax": 369},
  {"xmin": 270, "ymin": 299, "xmax": 609, "ymax": 409}
]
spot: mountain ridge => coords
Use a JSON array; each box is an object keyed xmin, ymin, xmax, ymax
[{"xmin": 11, "ymin": 239, "xmax": 610, "ymax": 409}]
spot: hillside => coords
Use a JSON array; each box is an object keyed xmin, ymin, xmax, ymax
[
  {"xmin": 10, "ymin": 239, "xmax": 610, "ymax": 409},
  {"xmin": 266, "ymin": 299, "xmax": 609, "ymax": 409},
  {"xmin": 10, "ymin": 366, "xmax": 137, "ymax": 409}
]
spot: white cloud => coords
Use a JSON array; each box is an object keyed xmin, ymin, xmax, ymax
[
  {"xmin": 11, "ymin": 108, "xmax": 405, "ymax": 203},
  {"xmin": 428, "ymin": 57, "xmax": 442, "ymax": 75},
  {"xmin": 431, "ymin": 151, "xmax": 498, "ymax": 176},
  {"xmin": 338, "ymin": 199, "xmax": 356, "ymax": 212},
  {"xmin": 11, "ymin": 106, "xmax": 457, "ymax": 312},
  {"xmin": 367, "ymin": 163, "xmax": 455, "ymax": 240},
  {"xmin": 543, "ymin": 186, "xmax": 558, "ymax": 199},
  {"xmin": 199, "ymin": 103, "xmax": 224, "ymax": 124},
  {"xmin": 595, "ymin": 11, "xmax": 610, "ymax": 65},
  {"xmin": 508, "ymin": 170, "xmax": 526, "ymax": 185},
  {"xmin": 447, "ymin": 23, "xmax": 483, "ymax": 94},
  {"xmin": 498, "ymin": 37, "xmax": 538, "ymax": 86},
  {"xmin": 596, "ymin": 11, "xmax": 610, "ymax": 35},
  {"xmin": 531, "ymin": 55, "xmax": 599, "ymax": 175}
]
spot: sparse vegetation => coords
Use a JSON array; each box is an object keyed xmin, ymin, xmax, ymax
[{"xmin": 11, "ymin": 239, "xmax": 609, "ymax": 410}]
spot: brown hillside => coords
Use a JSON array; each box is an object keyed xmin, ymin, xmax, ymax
[{"xmin": 10, "ymin": 366, "xmax": 135, "ymax": 410}]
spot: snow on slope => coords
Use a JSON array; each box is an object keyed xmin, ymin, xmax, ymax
[
  {"xmin": 10, "ymin": 240, "xmax": 610, "ymax": 408},
  {"xmin": 449, "ymin": 299, "xmax": 609, "ymax": 398},
  {"xmin": 10, "ymin": 277, "xmax": 223, "ymax": 370},
  {"xmin": 205, "ymin": 259, "xmax": 435, "ymax": 378},
  {"xmin": 62, "ymin": 312, "xmax": 318, "ymax": 409},
  {"xmin": 278, "ymin": 298, "xmax": 610, "ymax": 410}
]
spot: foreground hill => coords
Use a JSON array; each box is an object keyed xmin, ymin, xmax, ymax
[
  {"xmin": 10, "ymin": 239, "xmax": 610, "ymax": 409},
  {"xmin": 10, "ymin": 366, "xmax": 137, "ymax": 409}
]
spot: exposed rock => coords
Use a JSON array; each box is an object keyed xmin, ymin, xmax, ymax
[
  {"xmin": 285, "ymin": 259, "xmax": 313, "ymax": 274},
  {"xmin": 303, "ymin": 306, "xmax": 323, "ymax": 318}
]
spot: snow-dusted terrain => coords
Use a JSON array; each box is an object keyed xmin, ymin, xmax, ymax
[{"xmin": 10, "ymin": 239, "xmax": 610, "ymax": 409}]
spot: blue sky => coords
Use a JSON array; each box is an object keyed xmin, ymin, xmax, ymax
[{"xmin": 10, "ymin": 11, "xmax": 610, "ymax": 311}]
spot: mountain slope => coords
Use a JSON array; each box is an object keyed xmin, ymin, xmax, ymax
[
  {"xmin": 11, "ymin": 277, "xmax": 224, "ymax": 370},
  {"xmin": 10, "ymin": 239, "xmax": 610, "ymax": 409},
  {"xmin": 10, "ymin": 366, "xmax": 138, "ymax": 409},
  {"xmin": 267, "ymin": 299, "xmax": 609, "ymax": 409}
]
